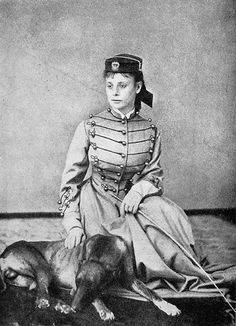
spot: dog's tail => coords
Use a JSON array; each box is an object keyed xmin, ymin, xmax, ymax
[{"xmin": 0, "ymin": 258, "xmax": 7, "ymax": 293}]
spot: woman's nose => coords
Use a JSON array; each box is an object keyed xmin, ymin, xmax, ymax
[{"xmin": 113, "ymin": 86, "xmax": 119, "ymax": 96}]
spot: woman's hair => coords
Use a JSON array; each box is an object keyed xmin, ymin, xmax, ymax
[
  {"xmin": 103, "ymin": 70, "xmax": 145, "ymax": 111},
  {"xmin": 103, "ymin": 70, "xmax": 144, "ymax": 82}
]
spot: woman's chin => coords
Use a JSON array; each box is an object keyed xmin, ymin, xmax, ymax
[
  {"xmin": 109, "ymin": 103, "xmax": 133, "ymax": 113},
  {"xmin": 110, "ymin": 103, "xmax": 123, "ymax": 111}
]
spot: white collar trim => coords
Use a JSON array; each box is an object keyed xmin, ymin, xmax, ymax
[{"xmin": 112, "ymin": 107, "xmax": 135, "ymax": 119}]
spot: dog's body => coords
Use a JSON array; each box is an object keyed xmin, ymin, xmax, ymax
[{"xmin": 0, "ymin": 234, "xmax": 180, "ymax": 320}]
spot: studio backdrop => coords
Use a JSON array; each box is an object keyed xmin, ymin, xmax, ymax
[{"xmin": 0, "ymin": 0, "xmax": 235, "ymax": 212}]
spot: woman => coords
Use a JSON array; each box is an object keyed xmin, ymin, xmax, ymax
[{"xmin": 58, "ymin": 54, "xmax": 235, "ymax": 294}]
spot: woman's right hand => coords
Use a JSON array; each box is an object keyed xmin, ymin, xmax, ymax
[{"xmin": 64, "ymin": 227, "xmax": 85, "ymax": 249}]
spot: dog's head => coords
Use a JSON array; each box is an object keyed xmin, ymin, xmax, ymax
[{"xmin": 71, "ymin": 261, "xmax": 107, "ymax": 311}]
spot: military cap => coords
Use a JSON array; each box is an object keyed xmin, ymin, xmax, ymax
[
  {"xmin": 104, "ymin": 53, "xmax": 153, "ymax": 108},
  {"xmin": 105, "ymin": 54, "xmax": 142, "ymax": 73}
]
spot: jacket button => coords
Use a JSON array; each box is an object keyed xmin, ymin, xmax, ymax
[
  {"xmin": 145, "ymin": 161, "xmax": 149, "ymax": 166},
  {"xmin": 93, "ymin": 144, "xmax": 97, "ymax": 150},
  {"xmin": 113, "ymin": 188, "xmax": 116, "ymax": 192},
  {"xmin": 151, "ymin": 124, "xmax": 155, "ymax": 129},
  {"xmin": 114, "ymin": 180, "xmax": 118, "ymax": 183},
  {"xmin": 122, "ymin": 141, "xmax": 126, "ymax": 146},
  {"xmin": 151, "ymin": 137, "xmax": 155, "ymax": 142},
  {"xmin": 122, "ymin": 130, "xmax": 126, "ymax": 135},
  {"xmin": 117, "ymin": 172, "xmax": 121, "ymax": 176},
  {"xmin": 91, "ymin": 132, "xmax": 95, "ymax": 138},
  {"xmin": 149, "ymin": 148, "xmax": 153, "ymax": 153},
  {"xmin": 97, "ymin": 168, "xmax": 102, "ymax": 172},
  {"xmin": 89, "ymin": 113, "xmax": 93, "ymax": 118},
  {"xmin": 121, "ymin": 153, "xmax": 126, "ymax": 158},
  {"xmin": 148, "ymin": 118, "xmax": 152, "ymax": 122},
  {"xmin": 121, "ymin": 119, "xmax": 125, "ymax": 124},
  {"xmin": 101, "ymin": 175, "xmax": 105, "ymax": 180},
  {"xmin": 107, "ymin": 108, "xmax": 111, "ymax": 112},
  {"xmin": 104, "ymin": 185, "xmax": 108, "ymax": 191},
  {"xmin": 91, "ymin": 121, "xmax": 96, "ymax": 126},
  {"xmin": 137, "ymin": 171, "xmax": 141, "ymax": 175},
  {"xmin": 120, "ymin": 164, "xmax": 124, "ymax": 168}
]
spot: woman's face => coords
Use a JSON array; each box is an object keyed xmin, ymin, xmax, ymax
[{"xmin": 105, "ymin": 73, "xmax": 142, "ymax": 114}]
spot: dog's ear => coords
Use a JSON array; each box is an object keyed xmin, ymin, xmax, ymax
[
  {"xmin": 77, "ymin": 243, "xmax": 86, "ymax": 271},
  {"xmin": 0, "ymin": 260, "xmax": 6, "ymax": 293},
  {"xmin": 78, "ymin": 239, "xmax": 88, "ymax": 262}
]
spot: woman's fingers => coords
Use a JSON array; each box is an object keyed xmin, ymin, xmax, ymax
[
  {"xmin": 64, "ymin": 238, "xmax": 68, "ymax": 248},
  {"xmin": 75, "ymin": 233, "xmax": 82, "ymax": 246},
  {"xmin": 64, "ymin": 237, "xmax": 70, "ymax": 249},
  {"xmin": 122, "ymin": 202, "xmax": 135, "ymax": 214},
  {"xmin": 132, "ymin": 205, "xmax": 138, "ymax": 214},
  {"xmin": 127, "ymin": 204, "xmax": 135, "ymax": 213},
  {"xmin": 120, "ymin": 191, "xmax": 142, "ymax": 216},
  {"xmin": 65, "ymin": 236, "xmax": 72, "ymax": 249},
  {"xmin": 64, "ymin": 233, "xmax": 82, "ymax": 249}
]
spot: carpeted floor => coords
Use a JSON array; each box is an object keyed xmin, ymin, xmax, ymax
[
  {"xmin": 0, "ymin": 213, "xmax": 235, "ymax": 325},
  {"xmin": 0, "ymin": 286, "xmax": 234, "ymax": 326}
]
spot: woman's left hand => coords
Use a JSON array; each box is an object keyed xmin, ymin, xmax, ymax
[{"xmin": 120, "ymin": 190, "xmax": 142, "ymax": 216}]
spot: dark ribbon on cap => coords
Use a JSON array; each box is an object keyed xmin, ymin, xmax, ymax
[{"xmin": 139, "ymin": 83, "xmax": 153, "ymax": 108}]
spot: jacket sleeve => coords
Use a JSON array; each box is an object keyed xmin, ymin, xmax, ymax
[
  {"xmin": 131, "ymin": 129, "xmax": 164, "ymax": 198},
  {"xmin": 59, "ymin": 120, "xmax": 90, "ymax": 233}
]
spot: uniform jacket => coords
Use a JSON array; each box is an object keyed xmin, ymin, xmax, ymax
[{"xmin": 59, "ymin": 108, "xmax": 163, "ymax": 232}]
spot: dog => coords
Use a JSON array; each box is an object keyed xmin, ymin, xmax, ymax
[{"xmin": 0, "ymin": 234, "xmax": 181, "ymax": 321}]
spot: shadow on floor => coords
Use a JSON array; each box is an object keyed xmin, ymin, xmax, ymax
[{"xmin": 0, "ymin": 286, "xmax": 234, "ymax": 326}]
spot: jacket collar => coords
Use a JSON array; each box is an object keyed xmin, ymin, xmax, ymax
[{"xmin": 109, "ymin": 107, "xmax": 136, "ymax": 120}]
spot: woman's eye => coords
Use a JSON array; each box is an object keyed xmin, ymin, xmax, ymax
[
  {"xmin": 120, "ymin": 84, "xmax": 127, "ymax": 88},
  {"xmin": 106, "ymin": 84, "xmax": 112, "ymax": 89}
]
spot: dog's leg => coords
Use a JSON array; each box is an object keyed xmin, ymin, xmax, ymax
[
  {"xmin": 92, "ymin": 298, "xmax": 115, "ymax": 321},
  {"xmin": 130, "ymin": 278, "xmax": 181, "ymax": 316},
  {"xmin": 122, "ymin": 246, "xmax": 181, "ymax": 316},
  {"xmin": 34, "ymin": 268, "xmax": 52, "ymax": 309}
]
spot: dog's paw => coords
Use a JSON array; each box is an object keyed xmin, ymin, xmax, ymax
[
  {"xmin": 55, "ymin": 301, "xmax": 75, "ymax": 314},
  {"xmin": 36, "ymin": 297, "xmax": 50, "ymax": 309},
  {"xmin": 99, "ymin": 308, "xmax": 115, "ymax": 321},
  {"xmin": 154, "ymin": 300, "xmax": 181, "ymax": 316}
]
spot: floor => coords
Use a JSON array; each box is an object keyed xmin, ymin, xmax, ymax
[{"xmin": 0, "ymin": 213, "xmax": 235, "ymax": 326}]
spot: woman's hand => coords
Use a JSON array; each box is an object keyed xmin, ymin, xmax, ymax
[
  {"xmin": 64, "ymin": 227, "xmax": 85, "ymax": 249},
  {"xmin": 120, "ymin": 190, "xmax": 142, "ymax": 216}
]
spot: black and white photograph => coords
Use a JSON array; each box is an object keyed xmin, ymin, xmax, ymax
[{"xmin": 0, "ymin": 0, "xmax": 235, "ymax": 325}]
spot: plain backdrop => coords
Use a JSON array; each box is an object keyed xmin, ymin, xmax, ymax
[{"xmin": 0, "ymin": 0, "xmax": 235, "ymax": 212}]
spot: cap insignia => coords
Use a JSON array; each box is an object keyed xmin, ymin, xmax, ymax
[{"xmin": 111, "ymin": 61, "xmax": 120, "ymax": 71}]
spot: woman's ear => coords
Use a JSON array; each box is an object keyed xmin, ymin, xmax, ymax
[{"xmin": 136, "ymin": 81, "xmax": 142, "ymax": 94}]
